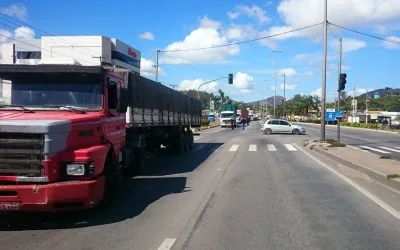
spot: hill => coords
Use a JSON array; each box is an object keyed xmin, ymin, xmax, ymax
[
  {"xmin": 247, "ymin": 96, "xmax": 285, "ymax": 106},
  {"xmin": 358, "ymin": 87, "xmax": 400, "ymax": 98}
]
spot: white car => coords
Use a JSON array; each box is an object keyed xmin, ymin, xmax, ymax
[{"xmin": 261, "ymin": 119, "xmax": 306, "ymax": 135}]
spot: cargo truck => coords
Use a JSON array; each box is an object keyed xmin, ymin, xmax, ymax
[
  {"xmin": 0, "ymin": 63, "xmax": 202, "ymax": 212},
  {"xmin": 219, "ymin": 104, "xmax": 237, "ymax": 128}
]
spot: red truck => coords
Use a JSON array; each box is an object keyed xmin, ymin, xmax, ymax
[
  {"xmin": 240, "ymin": 109, "xmax": 249, "ymax": 120},
  {"xmin": 0, "ymin": 64, "xmax": 201, "ymax": 212}
]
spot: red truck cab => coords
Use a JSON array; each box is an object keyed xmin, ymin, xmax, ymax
[{"xmin": 0, "ymin": 64, "xmax": 128, "ymax": 211}]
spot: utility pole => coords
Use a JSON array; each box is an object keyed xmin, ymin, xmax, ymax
[
  {"xmin": 155, "ymin": 50, "xmax": 160, "ymax": 82},
  {"xmin": 365, "ymin": 91, "xmax": 369, "ymax": 124},
  {"xmin": 320, "ymin": 0, "xmax": 328, "ymax": 141},
  {"xmin": 337, "ymin": 38, "xmax": 342, "ymax": 143},
  {"xmin": 271, "ymin": 50, "xmax": 282, "ymax": 118},
  {"xmin": 283, "ymin": 73, "xmax": 286, "ymax": 119},
  {"xmin": 169, "ymin": 84, "xmax": 177, "ymax": 90}
]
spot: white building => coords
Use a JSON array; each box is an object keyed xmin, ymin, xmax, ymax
[{"xmin": 1, "ymin": 35, "xmax": 141, "ymax": 74}]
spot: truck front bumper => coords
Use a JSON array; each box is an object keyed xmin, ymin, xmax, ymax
[{"xmin": 0, "ymin": 177, "xmax": 105, "ymax": 212}]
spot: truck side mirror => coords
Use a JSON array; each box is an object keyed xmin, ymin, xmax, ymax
[{"xmin": 117, "ymin": 87, "xmax": 129, "ymax": 113}]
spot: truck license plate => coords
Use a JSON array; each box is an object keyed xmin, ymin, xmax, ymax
[{"xmin": 0, "ymin": 202, "xmax": 20, "ymax": 211}]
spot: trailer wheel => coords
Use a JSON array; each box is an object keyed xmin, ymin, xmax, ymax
[
  {"xmin": 122, "ymin": 147, "xmax": 135, "ymax": 177},
  {"xmin": 188, "ymin": 130, "xmax": 194, "ymax": 150},
  {"xmin": 184, "ymin": 132, "xmax": 189, "ymax": 151},
  {"xmin": 176, "ymin": 133, "xmax": 185, "ymax": 154},
  {"xmin": 133, "ymin": 146, "xmax": 146, "ymax": 175},
  {"xmin": 99, "ymin": 154, "xmax": 118, "ymax": 208}
]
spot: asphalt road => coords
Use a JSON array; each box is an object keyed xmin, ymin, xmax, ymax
[
  {"xmin": 297, "ymin": 123, "xmax": 400, "ymax": 161},
  {"xmin": 1, "ymin": 122, "xmax": 400, "ymax": 250}
]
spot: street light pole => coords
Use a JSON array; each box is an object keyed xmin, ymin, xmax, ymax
[
  {"xmin": 155, "ymin": 50, "xmax": 160, "ymax": 82},
  {"xmin": 320, "ymin": 0, "xmax": 328, "ymax": 141},
  {"xmin": 283, "ymin": 73, "xmax": 286, "ymax": 118},
  {"xmin": 272, "ymin": 50, "xmax": 282, "ymax": 118},
  {"xmin": 197, "ymin": 76, "xmax": 228, "ymax": 99}
]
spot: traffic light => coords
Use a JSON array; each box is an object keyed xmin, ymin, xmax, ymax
[
  {"xmin": 338, "ymin": 73, "xmax": 347, "ymax": 91},
  {"xmin": 228, "ymin": 73, "xmax": 233, "ymax": 84}
]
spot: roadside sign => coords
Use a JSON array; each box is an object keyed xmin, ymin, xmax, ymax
[
  {"xmin": 327, "ymin": 108, "xmax": 335, "ymax": 112},
  {"xmin": 326, "ymin": 111, "xmax": 336, "ymax": 122},
  {"xmin": 335, "ymin": 110, "xmax": 344, "ymax": 118}
]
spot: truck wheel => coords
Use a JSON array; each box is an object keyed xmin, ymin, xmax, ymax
[
  {"xmin": 184, "ymin": 132, "xmax": 189, "ymax": 151},
  {"xmin": 188, "ymin": 130, "xmax": 194, "ymax": 150},
  {"xmin": 133, "ymin": 146, "xmax": 146, "ymax": 175},
  {"xmin": 177, "ymin": 133, "xmax": 185, "ymax": 154},
  {"xmin": 122, "ymin": 147, "xmax": 135, "ymax": 177},
  {"xmin": 99, "ymin": 154, "xmax": 118, "ymax": 208}
]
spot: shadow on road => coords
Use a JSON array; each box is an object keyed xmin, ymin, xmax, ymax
[{"xmin": 0, "ymin": 143, "xmax": 223, "ymax": 231}]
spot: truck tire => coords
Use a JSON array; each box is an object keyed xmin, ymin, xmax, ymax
[
  {"xmin": 184, "ymin": 132, "xmax": 189, "ymax": 151},
  {"xmin": 99, "ymin": 154, "xmax": 118, "ymax": 208},
  {"xmin": 122, "ymin": 147, "xmax": 135, "ymax": 177},
  {"xmin": 133, "ymin": 146, "xmax": 146, "ymax": 175},
  {"xmin": 188, "ymin": 130, "xmax": 194, "ymax": 150}
]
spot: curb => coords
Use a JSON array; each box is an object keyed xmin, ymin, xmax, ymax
[
  {"xmin": 311, "ymin": 145, "xmax": 400, "ymax": 192},
  {"xmin": 297, "ymin": 122, "xmax": 400, "ymax": 135},
  {"xmin": 197, "ymin": 124, "xmax": 220, "ymax": 131}
]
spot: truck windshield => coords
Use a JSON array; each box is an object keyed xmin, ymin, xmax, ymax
[
  {"xmin": 2, "ymin": 81, "xmax": 103, "ymax": 111},
  {"xmin": 220, "ymin": 113, "xmax": 233, "ymax": 118}
]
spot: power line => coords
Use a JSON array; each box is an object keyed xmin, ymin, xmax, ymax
[
  {"xmin": 160, "ymin": 52, "xmax": 222, "ymax": 77},
  {"xmin": 160, "ymin": 22, "xmax": 323, "ymax": 52},
  {"xmin": 328, "ymin": 24, "xmax": 339, "ymax": 40},
  {"xmin": 330, "ymin": 22, "xmax": 400, "ymax": 45}
]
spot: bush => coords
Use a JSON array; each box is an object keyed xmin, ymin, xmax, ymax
[{"xmin": 201, "ymin": 119, "xmax": 210, "ymax": 127}]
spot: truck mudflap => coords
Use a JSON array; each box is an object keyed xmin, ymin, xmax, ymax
[{"xmin": 0, "ymin": 178, "xmax": 105, "ymax": 212}]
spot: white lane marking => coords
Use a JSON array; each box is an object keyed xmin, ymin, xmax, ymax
[
  {"xmin": 249, "ymin": 144, "xmax": 257, "ymax": 151},
  {"xmin": 285, "ymin": 144, "xmax": 297, "ymax": 151},
  {"xmin": 267, "ymin": 144, "xmax": 277, "ymax": 152},
  {"xmin": 229, "ymin": 144, "xmax": 239, "ymax": 152},
  {"xmin": 359, "ymin": 146, "xmax": 391, "ymax": 154},
  {"xmin": 293, "ymin": 143, "xmax": 400, "ymax": 221},
  {"xmin": 193, "ymin": 137, "xmax": 200, "ymax": 141},
  {"xmin": 157, "ymin": 238, "xmax": 176, "ymax": 250},
  {"xmin": 379, "ymin": 146, "xmax": 400, "ymax": 153},
  {"xmin": 193, "ymin": 144, "xmax": 206, "ymax": 152}
]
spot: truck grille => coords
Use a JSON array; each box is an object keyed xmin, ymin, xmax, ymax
[{"xmin": 0, "ymin": 133, "xmax": 45, "ymax": 177}]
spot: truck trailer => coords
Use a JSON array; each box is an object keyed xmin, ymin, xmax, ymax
[{"xmin": 0, "ymin": 63, "xmax": 202, "ymax": 212}]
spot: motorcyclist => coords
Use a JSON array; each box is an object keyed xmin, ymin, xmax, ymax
[
  {"xmin": 230, "ymin": 116, "xmax": 235, "ymax": 130},
  {"xmin": 241, "ymin": 117, "xmax": 247, "ymax": 130}
]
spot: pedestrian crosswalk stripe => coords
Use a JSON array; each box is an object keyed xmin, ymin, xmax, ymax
[
  {"xmin": 249, "ymin": 144, "xmax": 257, "ymax": 151},
  {"xmin": 267, "ymin": 144, "xmax": 277, "ymax": 151},
  {"xmin": 360, "ymin": 146, "xmax": 391, "ymax": 154},
  {"xmin": 284, "ymin": 144, "xmax": 297, "ymax": 151},
  {"xmin": 229, "ymin": 144, "xmax": 239, "ymax": 152},
  {"xmin": 378, "ymin": 146, "xmax": 400, "ymax": 153}
]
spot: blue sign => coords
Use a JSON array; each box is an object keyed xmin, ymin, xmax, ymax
[
  {"xmin": 335, "ymin": 110, "xmax": 344, "ymax": 118},
  {"xmin": 326, "ymin": 111, "xmax": 336, "ymax": 122}
]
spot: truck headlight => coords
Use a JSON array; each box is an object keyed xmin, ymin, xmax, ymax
[{"xmin": 66, "ymin": 163, "xmax": 85, "ymax": 176}]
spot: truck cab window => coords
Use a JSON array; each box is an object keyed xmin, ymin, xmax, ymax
[{"xmin": 108, "ymin": 80, "xmax": 118, "ymax": 109}]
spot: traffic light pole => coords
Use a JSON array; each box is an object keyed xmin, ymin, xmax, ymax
[
  {"xmin": 337, "ymin": 38, "xmax": 342, "ymax": 143},
  {"xmin": 320, "ymin": 0, "xmax": 328, "ymax": 141}
]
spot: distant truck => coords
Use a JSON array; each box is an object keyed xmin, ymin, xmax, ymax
[
  {"xmin": 220, "ymin": 104, "xmax": 237, "ymax": 127},
  {"xmin": 240, "ymin": 109, "xmax": 249, "ymax": 120}
]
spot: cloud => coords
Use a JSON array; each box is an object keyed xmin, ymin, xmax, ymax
[
  {"xmin": 0, "ymin": 4, "xmax": 27, "ymax": 21},
  {"xmin": 277, "ymin": 68, "xmax": 296, "ymax": 77},
  {"xmin": 329, "ymin": 38, "xmax": 367, "ymax": 53},
  {"xmin": 303, "ymin": 71, "xmax": 314, "ymax": 77},
  {"xmin": 222, "ymin": 23, "xmax": 257, "ymax": 41},
  {"xmin": 140, "ymin": 57, "xmax": 164, "ymax": 78},
  {"xmin": 230, "ymin": 4, "xmax": 270, "ymax": 24},
  {"xmin": 310, "ymin": 87, "xmax": 322, "ymax": 97},
  {"xmin": 179, "ymin": 79, "xmax": 219, "ymax": 93},
  {"xmin": 138, "ymin": 32, "xmax": 155, "ymax": 41},
  {"xmin": 233, "ymin": 72, "xmax": 254, "ymax": 89},
  {"xmin": 262, "ymin": 0, "xmax": 400, "ymax": 42},
  {"xmin": 293, "ymin": 52, "xmax": 336, "ymax": 67},
  {"xmin": 0, "ymin": 29, "xmax": 12, "ymax": 43},
  {"xmin": 382, "ymin": 36, "xmax": 400, "ymax": 49},
  {"xmin": 161, "ymin": 16, "xmax": 240, "ymax": 64},
  {"xmin": 227, "ymin": 12, "xmax": 239, "ymax": 20},
  {"xmin": 14, "ymin": 26, "xmax": 35, "ymax": 39}
]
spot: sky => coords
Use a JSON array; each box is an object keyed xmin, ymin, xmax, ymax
[{"xmin": 0, "ymin": 0, "xmax": 399, "ymax": 102}]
